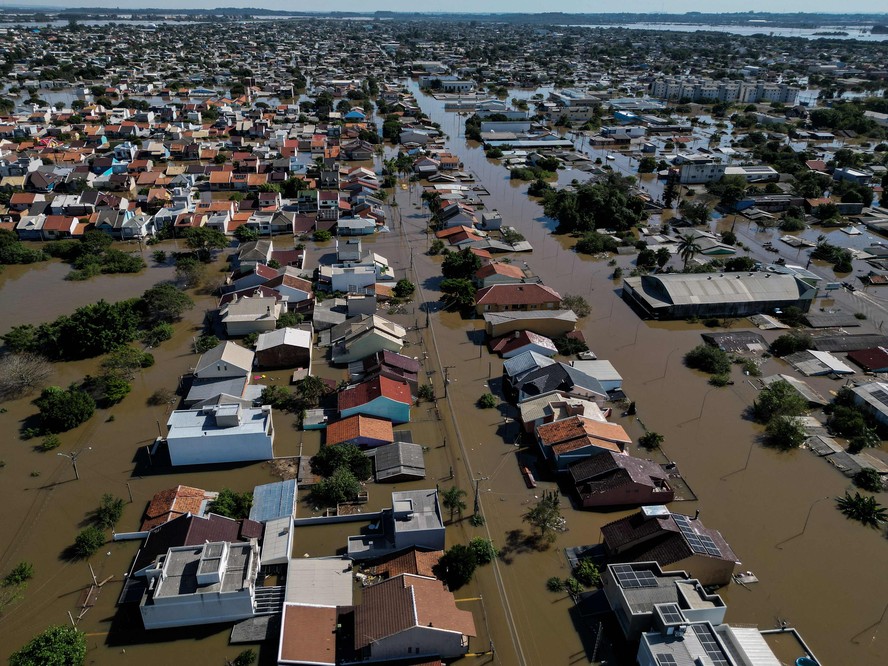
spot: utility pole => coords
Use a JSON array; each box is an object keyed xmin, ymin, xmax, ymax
[
  {"xmin": 57, "ymin": 446, "xmax": 91, "ymax": 481},
  {"xmin": 443, "ymin": 365, "xmax": 455, "ymax": 399},
  {"xmin": 473, "ymin": 472, "xmax": 490, "ymax": 515}
]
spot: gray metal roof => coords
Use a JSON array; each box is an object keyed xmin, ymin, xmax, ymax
[
  {"xmin": 284, "ymin": 557, "xmax": 354, "ymax": 607},
  {"xmin": 627, "ymin": 273, "xmax": 805, "ymax": 308},
  {"xmin": 250, "ymin": 479, "xmax": 297, "ymax": 523},
  {"xmin": 373, "ymin": 442, "xmax": 426, "ymax": 482}
]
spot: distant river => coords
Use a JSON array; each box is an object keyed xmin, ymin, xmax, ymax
[{"xmin": 567, "ymin": 22, "xmax": 888, "ymax": 41}]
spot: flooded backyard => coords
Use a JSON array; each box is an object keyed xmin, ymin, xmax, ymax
[{"xmin": 0, "ymin": 83, "xmax": 885, "ymax": 666}]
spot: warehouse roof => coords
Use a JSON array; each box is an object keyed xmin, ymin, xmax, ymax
[{"xmin": 626, "ymin": 273, "xmax": 807, "ymax": 308}]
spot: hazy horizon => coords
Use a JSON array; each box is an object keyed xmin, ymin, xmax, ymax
[{"xmin": 5, "ymin": 1, "xmax": 888, "ymax": 15}]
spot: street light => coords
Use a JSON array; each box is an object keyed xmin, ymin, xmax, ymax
[
  {"xmin": 57, "ymin": 446, "xmax": 91, "ymax": 481},
  {"xmin": 775, "ymin": 496, "xmax": 831, "ymax": 549}
]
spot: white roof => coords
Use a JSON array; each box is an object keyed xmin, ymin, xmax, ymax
[
  {"xmin": 285, "ymin": 557, "xmax": 354, "ymax": 607},
  {"xmin": 808, "ymin": 350, "xmax": 854, "ymax": 374},
  {"xmin": 256, "ymin": 327, "xmax": 312, "ymax": 352},
  {"xmin": 570, "ymin": 360, "xmax": 622, "ymax": 382}
]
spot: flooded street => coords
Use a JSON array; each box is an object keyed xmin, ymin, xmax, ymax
[
  {"xmin": 0, "ymin": 86, "xmax": 885, "ymax": 666},
  {"xmin": 376, "ymin": 81, "xmax": 888, "ymax": 665}
]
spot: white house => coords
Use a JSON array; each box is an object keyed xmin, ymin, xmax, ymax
[
  {"xmin": 165, "ymin": 405, "xmax": 275, "ymax": 466},
  {"xmin": 137, "ymin": 540, "xmax": 260, "ymax": 630}
]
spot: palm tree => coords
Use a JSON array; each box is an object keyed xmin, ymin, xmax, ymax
[
  {"xmin": 836, "ymin": 492, "xmax": 887, "ymax": 528},
  {"xmin": 441, "ymin": 486, "xmax": 467, "ymax": 523},
  {"xmin": 677, "ymin": 233, "xmax": 702, "ymax": 271},
  {"xmin": 296, "ymin": 375, "xmax": 327, "ymax": 408}
]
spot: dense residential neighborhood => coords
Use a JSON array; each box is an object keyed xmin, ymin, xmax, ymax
[{"xmin": 1, "ymin": 5, "xmax": 888, "ymax": 666}]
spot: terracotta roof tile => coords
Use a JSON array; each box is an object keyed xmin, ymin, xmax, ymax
[
  {"xmin": 325, "ymin": 415, "xmax": 394, "ymax": 447},
  {"xmin": 280, "ymin": 604, "xmax": 337, "ymax": 665},
  {"xmin": 475, "ymin": 283, "xmax": 562, "ymax": 306}
]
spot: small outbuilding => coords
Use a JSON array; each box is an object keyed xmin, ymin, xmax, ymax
[{"xmin": 255, "ymin": 327, "xmax": 313, "ymax": 369}]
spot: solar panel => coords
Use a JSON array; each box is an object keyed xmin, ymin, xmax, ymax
[
  {"xmin": 658, "ymin": 603, "xmax": 684, "ymax": 625},
  {"xmin": 871, "ymin": 388, "xmax": 888, "ymax": 407},
  {"xmin": 612, "ymin": 564, "xmax": 658, "ymax": 589},
  {"xmin": 673, "ymin": 514, "xmax": 722, "ymax": 557},
  {"xmin": 692, "ymin": 625, "xmax": 730, "ymax": 666},
  {"xmin": 655, "ymin": 655, "xmax": 677, "ymax": 666}
]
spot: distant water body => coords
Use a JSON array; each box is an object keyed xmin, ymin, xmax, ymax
[{"xmin": 568, "ymin": 22, "xmax": 888, "ymax": 41}]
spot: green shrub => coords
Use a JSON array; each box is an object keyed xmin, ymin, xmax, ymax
[
  {"xmin": 478, "ymin": 393, "xmax": 497, "ymax": 409},
  {"xmin": 684, "ymin": 344, "xmax": 731, "ymax": 375},
  {"xmin": 73, "ymin": 526, "xmax": 105, "ymax": 558},
  {"xmin": 39, "ymin": 434, "xmax": 61, "ymax": 451}
]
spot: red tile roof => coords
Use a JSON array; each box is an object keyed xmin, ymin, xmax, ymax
[
  {"xmin": 338, "ymin": 376, "xmax": 411, "ymax": 411},
  {"xmin": 475, "ymin": 262, "xmax": 526, "ymax": 281},
  {"xmin": 325, "ymin": 415, "xmax": 394, "ymax": 446},
  {"xmin": 141, "ymin": 485, "xmax": 214, "ymax": 531},
  {"xmin": 280, "ymin": 604, "xmax": 337, "ymax": 665},
  {"xmin": 475, "ymin": 283, "xmax": 562, "ymax": 306}
]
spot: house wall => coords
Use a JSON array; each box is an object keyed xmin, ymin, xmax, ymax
[
  {"xmin": 167, "ymin": 427, "xmax": 274, "ymax": 466},
  {"xmin": 330, "ymin": 267, "xmax": 376, "ymax": 292},
  {"xmin": 140, "ymin": 587, "xmax": 255, "ymax": 630},
  {"xmin": 225, "ymin": 318, "xmax": 278, "ymax": 337},
  {"xmin": 333, "ymin": 334, "xmax": 403, "ymax": 365},
  {"xmin": 486, "ymin": 317, "xmax": 575, "ymax": 339},
  {"xmin": 340, "ymin": 397, "xmax": 410, "ymax": 424},
  {"xmin": 476, "ymin": 300, "xmax": 559, "ymax": 316},
  {"xmin": 663, "ymin": 555, "xmax": 736, "ymax": 588},
  {"xmin": 372, "ymin": 625, "xmax": 468, "ymax": 661},
  {"xmin": 255, "ymin": 345, "xmax": 311, "ymax": 369},
  {"xmin": 394, "ymin": 524, "xmax": 445, "ymax": 552},
  {"xmin": 579, "ymin": 482, "xmax": 675, "ymax": 509}
]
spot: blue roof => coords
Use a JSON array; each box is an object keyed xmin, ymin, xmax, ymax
[{"xmin": 249, "ymin": 479, "xmax": 297, "ymax": 522}]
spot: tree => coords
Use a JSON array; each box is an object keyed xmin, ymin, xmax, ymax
[
  {"xmin": 310, "ymin": 443, "xmax": 372, "ymax": 481},
  {"xmin": 183, "ymin": 227, "xmax": 229, "ymax": 262},
  {"xmin": 553, "ymin": 335, "xmax": 588, "ymax": 356},
  {"xmin": 311, "ymin": 467, "xmax": 361, "ymax": 506},
  {"xmin": 721, "ymin": 231, "xmax": 737, "ymax": 246},
  {"xmin": 0, "ymin": 352, "xmax": 52, "ymax": 397},
  {"xmin": 95, "ymin": 494, "xmax": 125, "ymax": 529},
  {"xmin": 764, "ymin": 415, "xmax": 807, "ymax": 450},
  {"xmin": 9, "ymin": 625, "xmax": 86, "ymax": 666},
  {"xmin": 684, "ymin": 344, "xmax": 731, "ymax": 375},
  {"xmin": 175, "ymin": 256, "xmax": 205, "ymax": 288},
  {"xmin": 639, "ymin": 431, "xmax": 664, "ymax": 450},
  {"xmin": 854, "ymin": 468, "xmax": 884, "ymax": 493},
  {"xmin": 441, "ymin": 248, "xmax": 482, "ymax": 280},
  {"xmin": 3, "ymin": 561, "xmax": 34, "ymax": 587},
  {"xmin": 428, "ymin": 239, "xmax": 445, "ymax": 255},
  {"xmin": 561, "ymin": 294, "xmax": 591, "ymax": 318},
  {"xmin": 437, "ymin": 544, "xmax": 477, "ymax": 589},
  {"xmin": 477, "ymin": 392, "xmax": 497, "ymax": 409},
  {"xmin": 417, "ymin": 383, "xmax": 435, "ymax": 402},
  {"xmin": 770, "ymin": 331, "xmax": 813, "ymax": 357},
  {"xmin": 575, "ymin": 231, "xmax": 619, "ymax": 255},
  {"xmin": 468, "ymin": 537, "xmax": 498, "ymax": 565},
  {"xmin": 724, "ymin": 256, "xmax": 757, "ymax": 272},
  {"xmin": 195, "ymin": 335, "xmax": 220, "ymax": 354},
  {"xmin": 209, "ymin": 488, "xmax": 253, "ymax": 519},
  {"xmin": 637, "ymin": 156, "xmax": 656, "ymax": 173},
  {"xmin": 277, "ymin": 311, "xmax": 304, "ymax": 329},
  {"xmin": 232, "ymin": 649, "xmax": 257, "ymax": 666},
  {"xmin": 73, "ymin": 526, "xmax": 105, "ymax": 559},
  {"xmin": 439, "ymin": 278, "xmax": 476, "ymax": 311},
  {"xmin": 753, "ymin": 380, "xmax": 808, "ymax": 423},
  {"xmin": 677, "ymin": 233, "xmax": 702, "ymax": 270},
  {"xmin": 836, "ymin": 492, "xmax": 887, "ymax": 528},
  {"xmin": 522, "ymin": 491, "xmax": 563, "ymax": 545},
  {"xmin": 707, "ymin": 175, "xmax": 747, "ymax": 210},
  {"xmin": 637, "ymin": 248, "xmax": 657, "ymax": 270},
  {"xmin": 142, "ymin": 323, "xmax": 174, "ymax": 347},
  {"xmin": 655, "ymin": 247, "xmax": 671, "ymax": 269},
  {"xmin": 441, "ymin": 486, "xmax": 468, "ymax": 523},
  {"xmin": 573, "ymin": 559, "xmax": 600, "ymax": 587},
  {"xmin": 34, "ymin": 385, "xmax": 96, "ymax": 433},
  {"xmin": 101, "ymin": 345, "xmax": 153, "ymax": 380},
  {"xmin": 681, "ymin": 202, "xmax": 711, "ymax": 226},
  {"xmin": 296, "ymin": 375, "xmax": 328, "ymax": 408},
  {"xmin": 140, "ymin": 283, "xmax": 194, "ymax": 324},
  {"xmin": 393, "ymin": 279, "xmax": 415, "ymax": 299},
  {"xmin": 260, "ymin": 385, "xmax": 296, "ymax": 411},
  {"xmin": 314, "ymin": 229, "xmax": 332, "ymax": 242}
]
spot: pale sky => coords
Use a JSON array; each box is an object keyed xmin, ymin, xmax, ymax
[{"xmin": 6, "ymin": 1, "xmax": 888, "ymax": 15}]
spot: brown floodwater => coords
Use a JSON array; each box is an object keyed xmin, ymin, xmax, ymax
[{"xmin": 1, "ymin": 86, "xmax": 886, "ymax": 666}]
